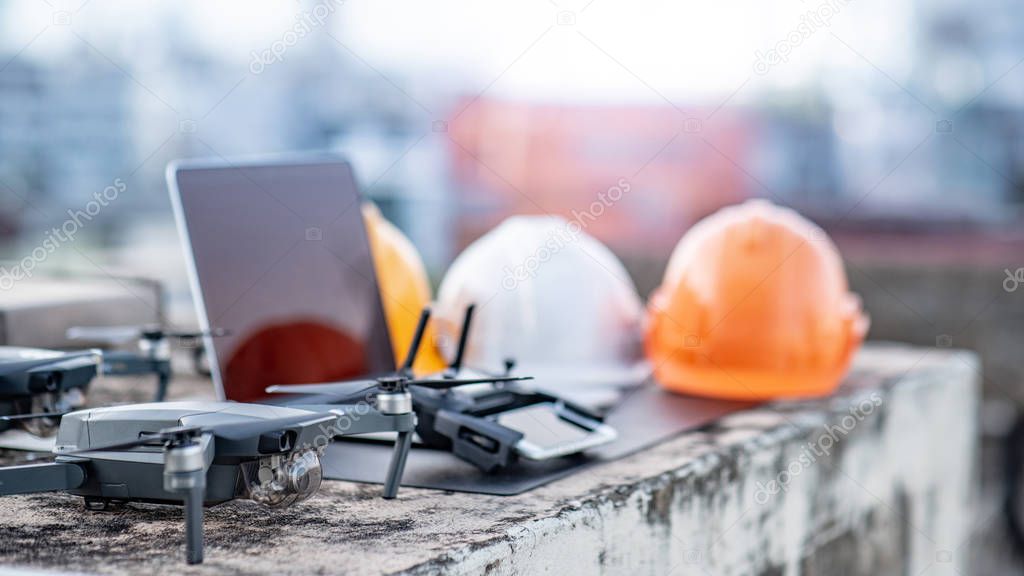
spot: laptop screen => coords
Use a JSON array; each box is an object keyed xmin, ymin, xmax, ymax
[{"xmin": 168, "ymin": 157, "xmax": 395, "ymax": 402}]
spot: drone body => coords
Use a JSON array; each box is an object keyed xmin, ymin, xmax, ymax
[
  {"xmin": 0, "ymin": 346, "xmax": 101, "ymax": 438},
  {"xmin": 67, "ymin": 325, "xmax": 225, "ymax": 402},
  {"xmin": 96, "ymin": 349, "xmax": 172, "ymax": 403},
  {"xmin": 52, "ymin": 402, "xmax": 329, "ymax": 505}
]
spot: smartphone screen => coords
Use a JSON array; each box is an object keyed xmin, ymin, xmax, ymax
[{"xmin": 495, "ymin": 403, "xmax": 595, "ymax": 449}]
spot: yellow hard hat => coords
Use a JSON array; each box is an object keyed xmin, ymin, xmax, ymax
[
  {"xmin": 363, "ymin": 203, "xmax": 446, "ymax": 375},
  {"xmin": 645, "ymin": 200, "xmax": 869, "ymax": 400}
]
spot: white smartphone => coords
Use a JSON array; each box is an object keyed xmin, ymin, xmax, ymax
[{"xmin": 494, "ymin": 401, "xmax": 618, "ymax": 460}]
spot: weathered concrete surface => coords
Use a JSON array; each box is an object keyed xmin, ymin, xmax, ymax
[{"xmin": 0, "ymin": 344, "xmax": 977, "ymax": 575}]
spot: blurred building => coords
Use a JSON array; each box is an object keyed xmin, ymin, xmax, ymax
[
  {"xmin": 0, "ymin": 0, "xmax": 1020, "ymax": 292},
  {"xmin": 0, "ymin": 52, "xmax": 133, "ymax": 241},
  {"xmin": 447, "ymin": 98, "xmax": 753, "ymax": 258}
]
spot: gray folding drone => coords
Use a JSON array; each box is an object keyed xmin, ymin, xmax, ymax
[
  {"xmin": 0, "ymin": 400, "xmax": 416, "ymax": 565},
  {"xmin": 0, "ymin": 346, "xmax": 101, "ymax": 439},
  {"xmin": 66, "ymin": 324, "xmax": 228, "ymax": 401}
]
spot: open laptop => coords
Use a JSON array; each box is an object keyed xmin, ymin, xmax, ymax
[{"xmin": 167, "ymin": 155, "xmax": 394, "ymax": 402}]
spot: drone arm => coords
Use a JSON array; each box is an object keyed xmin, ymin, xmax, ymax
[{"xmin": 0, "ymin": 462, "xmax": 85, "ymax": 495}]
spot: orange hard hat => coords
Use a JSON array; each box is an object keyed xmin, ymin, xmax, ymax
[
  {"xmin": 363, "ymin": 203, "xmax": 446, "ymax": 375},
  {"xmin": 645, "ymin": 200, "xmax": 868, "ymax": 400}
]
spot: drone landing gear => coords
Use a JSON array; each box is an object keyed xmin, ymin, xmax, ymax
[
  {"xmin": 182, "ymin": 484, "xmax": 204, "ymax": 565},
  {"xmin": 0, "ymin": 462, "xmax": 85, "ymax": 496},
  {"xmin": 383, "ymin": 430, "xmax": 412, "ymax": 499},
  {"xmin": 83, "ymin": 496, "xmax": 128, "ymax": 512},
  {"xmin": 163, "ymin": 440, "xmax": 207, "ymax": 564},
  {"xmin": 155, "ymin": 368, "xmax": 171, "ymax": 403}
]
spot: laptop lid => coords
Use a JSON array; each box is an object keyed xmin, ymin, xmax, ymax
[{"xmin": 167, "ymin": 155, "xmax": 395, "ymax": 402}]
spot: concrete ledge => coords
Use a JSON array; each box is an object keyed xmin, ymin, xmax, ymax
[
  {"xmin": 0, "ymin": 344, "xmax": 977, "ymax": 575},
  {"xmin": 402, "ymin": 345, "xmax": 977, "ymax": 576},
  {"xmin": 0, "ymin": 275, "xmax": 162, "ymax": 348}
]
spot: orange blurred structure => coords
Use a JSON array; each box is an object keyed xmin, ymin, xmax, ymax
[
  {"xmin": 447, "ymin": 98, "xmax": 753, "ymax": 255},
  {"xmin": 645, "ymin": 200, "xmax": 869, "ymax": 400}
]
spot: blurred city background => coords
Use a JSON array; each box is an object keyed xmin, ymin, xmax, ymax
[{"xmin": 0, "ymin": 0, "xmax": 1022, "ymax": 571}]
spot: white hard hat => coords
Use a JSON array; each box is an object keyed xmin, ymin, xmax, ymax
[{"xmin": 434, "ymin": 215, "xmax": 647, "ymax": 394}]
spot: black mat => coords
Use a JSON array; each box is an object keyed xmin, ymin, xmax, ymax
[{"xmin": 322, "ymin": 384, "xmax": 754, "ymax": 495}]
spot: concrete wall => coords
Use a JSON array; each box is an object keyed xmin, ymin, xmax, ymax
[
  {"xmin": 624, "ymin": 251, "xmax": 1018, "ymax": 574},
  {"xmin": 0, "ymin": 346, "xmax": 974, "ymax": 575},
  {"xmin": 405, "ymin": 347, "xmax": 978, "ymax": 576}
]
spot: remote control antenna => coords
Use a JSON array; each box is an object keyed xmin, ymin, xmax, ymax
[
  {"xmin": 447, "ymin": 304, "xmax": 476, "ymax": 375},
  {"xmin": 399, "ymin": 307, "xmax": 431, "ymax": 376}
]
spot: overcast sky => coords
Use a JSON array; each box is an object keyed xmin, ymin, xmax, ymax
[{"xmin": 0, "ymin": 0, "xmax": 921, "ymax": 106}]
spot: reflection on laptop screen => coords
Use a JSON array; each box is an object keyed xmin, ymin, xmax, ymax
[{"xmin": 168, "ymin": 157, "xmax": 395, "ymax": 402}]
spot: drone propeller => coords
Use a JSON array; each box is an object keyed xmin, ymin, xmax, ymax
[
  {"xmin": 58, "ymin": 427, "xmax": 201, "ymax": 455},
  {"xmin": 58, "ymin": 414, "xmax": 327, "ymax": 456},
  {"xmin": 66, "ymin": 325, "xmax": 142, "ymax": 345},
  {"xmin": 265, "ymin": 304, "xmax": 532, "ymax": 399},
  {"xmin": 199, "ymin": 414, "xmax": 323, "ymax": 443},
  {"xmin": 265, "ymin": 381, "xmax": 380, "ymax": 398},
  {"xmin": 397, "ymin": 375, "xmax": 532, "ymax": 389},
  {"xmin": 265, "ymin": 374, "xmax": 532, "ymax": 397},
  {"xmin": 67, "ymin": 325, "xmax": 229, "ymax": 345},
  {"xmin": 150, "ymin": 328, "xmax": 230, "ymax": 342},
  {"xmin": 0, "ymin": 412, "xmax": 68, "ymax": 423}
]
